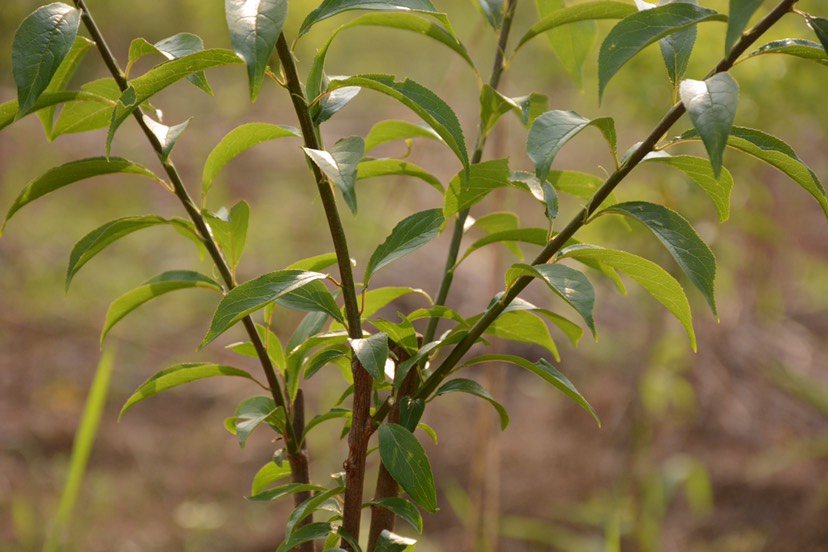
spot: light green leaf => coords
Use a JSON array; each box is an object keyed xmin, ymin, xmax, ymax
[
  {"xmin": 506, "ymin": 263, "xmax": 596, "ymax": 336},
  {"xmin": 142, "ymin": 115, "xmax": 191, "ymax": 162},
  {"xmin": 251, "ymin": 460, "xmax": 291, "ymax": 495},
  {"xmin": 746, "ymin": 39, "xmax": 828, "ymax": 67},
  {"xmin": 598, "ymin": 3, "xmax": 726, "ymax": 102},
  {"xmin": 202, "ymin": 122, "xmax": 299, "ymax": 202},
  {"xmin": 548, "ymin": 170, "xmax": 616, "ymax": 204},
  {"xmin": 375, "ymin": 531, "xmax": 417, "ymax": 552},
  {"xmin": 298, "ymin": 0, "xmax": 439, "ymax": 37},
  {"xmin": 201, "ymin": 270, "xmax": 329, "ymax": 347},
  {"xmin": 66, "ymin": 215, "xmax": 197, "ymax": 291},
  {"xmin": 12, "ymin": 3, "xmax": 80, "ymax": 116},
  {"xmin": 458, "ymin": 227, "xmax": 548, "ymax": 266},
  {"xmin": 361, "ymin": 287, "xmax": 432, "ymax": 321},
  {"xmin": 225, "ymin": 0, "xmax": 287, "ymax": 101},
  {"xmin": 643, "ymin": 153, "xmax": 733, "ymax": 221},
  {"xmin": 327, "ymin": 75, "xmax": 468, "ymax": 176},
  {"xmin": 230, "ymin": 396, "xmax": 284, "ymax": 447},
  {"xmin": 479, "ymin": 86, "xmax": 549, "ymax": 134},
  {"xmin": 52, "ymin": 79, "xmax": 121, "ymax": 138},
  {"xmin": 378, "ymin": 423, "xmax": 437, "ymax": 512},
  {"xmin": 38, "ymin": 35, "xmax": 95, "ymax": 136},
  {"xmin": 107, "ymin": 49, "xmax": 243, "ymax": 153},
  {"xmin": 120, "ymin": 362, "xmax": 255, "ymax": 419},
  {"xmin": 535, "ymin": 0, "xmax": 597, "ymax": 89},
  {"xmin": 203, "ymin": 201, "xmax": 250, "ymax": 272},
  {"xmin": 357, "ymin": 158, "xmax": 443, "ymax": 193},
  {"xmin": 365, "ymin": 119, "xmax": 442, "ymax": 152},
  {"xmin": 277, "ymin": 280, "xmax": 344, "ymax": 323},
  {"xmin": 349, "ymin": 333, "xmax": 390, "ymax": 382},
  {"xmin": 561, "ymin": 245, "xmax": 696, "ymax": 349},
  {"xmin": 277, "ymin": 523, "xmax": 336, "ymax": 552},
  {"xmin": 726, "ymin": 0, "xmax": 763, "ymax": 54},
  {"xmin": 302, "ymin": 406, "xmax": 351, "ymax": 436},
  {"xmin": 153, "ymin": 33, "xmax": 213, "ymax": 95},
  {"xmin": 285, "ymin": 487, "xmax": 344, "ymax": 542},
  {"xmin": 248, "ymin": 482, "xmax": 327, "ymax": 502},
  {"xmin": 102, "ymin": 271, "xmax": 221, "ymax": 345},
  {"xmin": 286, "ymin": 253, "xmax": 339, "ymax": 272},
  {"xmin": 479, "ymin": 309, "xmax": 560, "ymax": 361},
  {"xmin": 656, "ymin": 0, "xmax": 698, "ymax": 86},
  {"xmin": 510, "ymin": 171, "xmax": 558, "ymax": 221},
  {"xmin": 460, "ymin": 354, "xmax": 600, "ymax": 426},
  {"xmin": 1, "ymin": 90, "xmax": 115, "ymax": 132},
  {"xmin": 435, "ymin": 378, "xmax": 509, "ymax": 430},
  {"xmin": 517, "ymin": 1, "xmax": 636, "ymax": 51},
  {"xmin": 369, "ymin": 317, "xmax": 419, "ymax": 353},
  {"xmin": 679, "ymin": 72, "xmax": 739, "ymax": 179},
  {"xmin": 369, "ymin": 497, "xmax": 424, "ymax": 533},
  {"xmin": 304, "ymin": 136, "xmax": 366, "ymax": 214},
  {"xmin": 365, "ymin": 208, "xmax": 444, "ymax": 284},
  {"xmin": 2, "ymin": 157, "xmax": 163, "ymax": 235},
  {"xmin": 599, "ymin": 201, "xmax": 717, "ymax": 316},
  {"xmin": 528, "ymin": 111, "xmax": 616, "ymax": 184},
  {"xmin": 444, "ymin": 159, "xmax": 511, "ymax": 219}
]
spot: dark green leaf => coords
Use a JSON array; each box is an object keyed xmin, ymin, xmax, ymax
[
  {"xmin": 298, "ymin": 0, "xmax": 439, "ymax": 37},
  {"xmin": 302, "ymin": 407, "xmax": 351, "ymax": 437},
  {"xmin": 231, "ymin": 396, "xmax": 284, "ymax": 447},
  {"xmin": 349, "ymin": 332, "xmax": 390, "ymax": 382},
  {"xmin": 12, "ymin": 3, "xmax": 80, "ymax": 116},
  {"xmin": 37, "ymin": 35, "xmax": 95, "ymax": 136},
  {"xmin": 599, "ymin": 201, "xmax": 717, "ymax": 316},
  {"xmin": 369, "ymin": 497, "xmax": 424, "ymax": 533},
  {"xmin": 444, "ymin": 159, "xmax": 511, "ymax": 218},
  {"xmin": 66, "ymin": 215, "xmax": 197, "ymax": 290},
  {"xmin": 251, "ymin": 461, "xmax": 291, "ymax": 495},
  {"xmin": 679, "ymin": 72, "xmax": 739, "ymax": 178},
  {"xmin": 102, "ymin": 271, "xmax": 221, "ymax": 344},
  {"xmin": 364, "ymin": 119, "xmax": 442, "ymax": 152},
  {"xmin": 435, "ymin": 378, "xmax": 509, "ymax": 430},
  {"xmin": 535, "ymin": 0, "xmax": 597, "ymax": 89},
  {"xmin": 285, "ymin": 487, "xmax": 344, "ymax": 540},
  {"xmin": 225, "ymin": 0, "xmax": 287, "ymax": 100},
  {"xmin": 726, "ymin": 0, "xmax": 763, "ymax": 54},
  {"xmin": 203, "ymin": 201, "xmax": 250, "ymax": 273},
  {"xmin": 378, "ymin": 423, "xmax": 437, "ymax": 512},
  {"xmin": 2, "ymin": 157, "xmax": 163, "ymax": 234},
  {"xmin": 304, "ymin": 349, "xmax": 348, "ymax": 380},
  {"xmin": 120, "ymin": 362, "xmax": 255, "ymax": 419},
  {"xmin": 478, "ymin": 0, "xmax": 504, "ymax": 28},
  {"xmin": 201, "ymin": 270, "xmax": 329, "ymax": 347},
  {"xmin": 365, "ymin": 208, "xmax": 444, "ymax": 284},
  {"xmin": 479, "ymin": 86, "xmax": 548, "ymax": 134},
  {"xmin": 643, "ymin": 153, "xmax": 734, "ymax": 221},
  {"xmin": 248, "ymin": 482, "xmax": 327, "ymax": 502},
  {"xmin": 479, "ymin": 310, "xmax": 560, "ymax": 361},
  {"xmin": 142, "ymin": 115, "xmax": 191, "ymax": 162},
  {"xmin": 277, "ymin": 523, "xmax": 336, "ymax": 552},
  {"xmin": 357, "ymin": 159, "xmax": 443, "ymax": 193},
  {"xmin": 518, "ymin": 1, "xmax": 635, "ymax": 51},
  {"xmin": 510, "ymin": 171, "xmax": 558, "ymax": 221},
  {"xmin": 458, "ymin": 227, "xmax": 548, "ymax": 266},
  {"xmin": 747, "ymin": 39, "xmax": 828, "ymax": 67},
  {"xmin": 327, "ymin": 75, "xmax": 468, "ymax": 176},
  {"xmin": 315, "ymin": 79, "xmax": 361, "ymax": 124},
  {"xmin": 202, "ymin": 122, "xmax": 299, "ymax": 202},
  {"xmin": 304, "ymin": 136, "xmax": 365, "ymax": 214},
  {"xmin": 807, "ymin": 16, "xmax": 828, "ymax": 54},
  {"xmin": 460, "ymin": 354, "xmax": 600, "ymax": 426},
  {"xmin": 598, "ymin": 3, "xmax": 726, "ymax": 102},
  {"xmin": 52, "ymin": 79, "xmax": 120, "ymax": 137},
  {"xmin": 656, "ymin": 0, "xmax": 698, "ymax": 86},
  {"xmin": 528, "ymin": 111, "xmax": 616, "ymax": 183},
  {"xmin": 154, "ymin": 33, "xmax": 213, "ymax": 94},
  {"xmin": 277, "ymin": 280, "xmax": 344, "ymax": 323},
  {"xmin": 561, "ymin": 245, "xmax": 696, "ymax": 349},
  {"xmin": 369, "ymin": 317, "xmax": 419, "ymax": 353},
  {"xmin": 394, "ymin": 341, "xmax": 441, "ymax": 389},
  {"xmin": 399, "ymin": 397, "xmax": 425, "ymax": 432},
  {"xmin": 375, "ymin": 531, "xmax": 417, "ymax": 552}
]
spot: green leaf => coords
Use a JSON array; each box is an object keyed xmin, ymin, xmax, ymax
[
  {"xmin": 277, "ymin": 523, "xmax": 336, "ymax": 552},
  {"xmin": 726, "ymin": 0, "xmax": 763, "ymax": 54},
  {"xmin": 656, "ymin": 0, "xmax": 698, "ymax": 86},
  {"xmin": 225, "ymin": 0, "xmax": 287, "ymax": 101},
  {"xmin": 378, "ymin": 423, "xmax": 437, "ymax": 512},
  {"xmin": 375, "ymin": 531, "xmax": 417, "ymax": 552},
  {"xmin": 548, "ymin": 170, "xmax": 615, "ymax": 204},
  {"xmin": 304, "ymin": 136, "xmax": 366, "ymax": 214},
  {"xmin": 231, "ymin": 396, "xmax": 284, "ymax": 447},
  {"xmin": 477, "ymin": 0, "xmax": 504, "ymax": 28},
  {"xmin": 598, "ymin": 3, "xmax": 726, "ymax": 102},
  {"xmin": 561, "ymin": 245, "xmax": 696, "ymax": 350},
  {"xmin": 277, "ymin": 280, "xmax": 344, "ymax": 323},
  {"xmin": 746, "ymin": 39, "xmax": 828, "ymax": 67},
  {"xmin": 435, "ymin": 378, "xmax": 509, "ymax": 430},
  {"xmin": 679, "ymin": 72, "xmax": 739, "ymax": 178},
  {"xmin": 458, "ymin": 227, "xmax": 548, "ymax": 266},
  {"xmin": 202, "ymin": 122, "xmax": 299, "ymax": 202},
  {"xmin": 315, "ymin": 78, "xmax": 362, "ymax": 124},
  {"xmin": 120, "ymin": 362, "xmax": 255, "ymax": 419},
  {"xmin": 102, "ymin": 271, "xmax": 221, "ymax": 345},
  {"xmin": 349, "ymin": 332, "xmax": 390, "ymax": 382},
  {"xmin": 251, "ymin": 460, "xmax": 291, "ymax": 495},
  {"xmin": 444, "ymin": 159, "xmax": 511, "ymax": 219},
  {"xmin": 365, "ymin": 119, "xmax": 442, "ymax": 152},
  {"xmin": 807, "ymin": 16, "xmax": 828, "ymax": 54},
  {"xmin": 12, "ymin": 3, "xmax": 81, "ymax": 117},
  {"xmin": 203, "ymin": 201, "xmax": 250, "ymax": 273},
  {"xmin": 460, "ymin": 354, "xmax": 600, "ymax": 426},
  {"xmin": 298, "ymin": 0, "xmax": 439, "ymax": 37},
  {"xmin": 0, "ymin": 90, "xmax": 116, "ymax": 132},
  {"xmin": 361, "ymin": 287, "xmax": 432, "ymax": 321},
  {"xmin": 141, "ymin": 115, "xmax": 191, "ymax": 162},
  {"xmin": 506, "ymin": 263, "xmax": 596, "ymax": 336},
  {"xmin": 287, "ymin": 253, "xmax": 339, "ymax": 272},
  {"xmin": 303, "ymin": 407, "xmax": 351, "ymax": 437},
  {"xmin": 52, "ymin": 79, "xmax": 121, "ymax": 138},
  {"xmin": 66, "ymin": 215, "xmax": 197, "ymax": 291},
  {"xmin": 535, "ymin": 0, "xmax": 597, "ymax": 89},
  {"xmin": 304, "ymin": 350, "xmax": 348, "ymax": 380},
  {"xmin": 517, "ymin": 1, "xmax": 636, "ymax": 51},
  {"xmin": 479, "ymin": 86, "xmax": 548, "ymax": 135},
  {"xmin": 369, "ymin": 317, "xmax": 419, "ymax": 353},
  {"xmin": 38, "ymin": 35, "xmax": 95, "ymax": 136},
  {"xmin": 357, "ymin": 159, "xmax": 443, "ymax": 193},
  {"xmin": 528, "ymin": 111, "xmax": 616, "ymax": 184},
  {"xmin": 365, "ymin": 208, "xmax": 444, "ymax": 284},
  {"xmin": 107, "ymin": 49, "xmax": 243, "ymax": 153},
  {"xmin": 285, "ymin": 487, "xmax": 344, "ymax": 541},
  {"xmin": 599, "ymin": 201, "xmax": 717, "ymax": 316},
  {"xmin": 510, "ymin": 171, "xmax": 558, "ymax": 221},
  {"xmin": 369, "ymin": 497, "xmax": 424, "ymax": 533},
  {"xmin": 248, "ymin": 482, "xmax": 327, "ymax": 502},
  {"xmin": 153, "ymin": 33, "xmax": 213, "ymax": 94},
  {"xmin": 201, "ymin": 270, "xmax": 329, "ymax": 347},
  {"xmin": 399, "ymin": 397, "xmax": 425, "ymax": 432},
  {"xmin": 643, "ymin": 153, "xmax": 734, "ymax": 221},
  {"xmin": 327, "ymin": 75, "xmax": 468, "ymax": 176},
  {"xmin": 479, "ymin": 310, "xmax": 560, "ymax": 361},
  {"xmin": 2, "ymin": 157, "xmax": 163, "ymax": 235}
]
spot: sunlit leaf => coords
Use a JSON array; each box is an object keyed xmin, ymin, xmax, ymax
[
  {"xmin": 746, "ymin": 39, "xmax": 828, "ymax": 67},
  {"xmin": 444, "ymin": 159, "xmax": 511, "ymax": 219},
  {"xmin": 142, "ymin": 115, "xmax": 191, "ymax": 162},
  {"xmin": 365, "ymin": 209, "xmax": 444, "ymax": 284},
  {"xmin": 52, "ymin": 79, "xmax": 120, "ymax": 138},
  {"xmin": 203, "ymin": 201, "xmax": 250, "ymax": 273},
  {"xmin": 225, "ymin": 0, "xmax": 287, "ymax": 100},
  {"xmin": 349, "ymin": 332, "xmax": 389, "ymax": 382},
  {"xmin": 298, "ymin": 0, "xmax": 440, "ymax": 37},
  {"xmin": 251, "ymin": 460, "xmax": 291, "ymax": 495},
  {"xmin": 642, "ymin": 153, "xmax": 733, "ymax": 221},
  {"xmin": 375, "ymin": 531, "xmax": 417, "ymax": 552},
  {"xmin": 478, "ymin": 309, "xmax": 560, "ymax": 361},
  {"xmin": 304, "ymin": 136, "xmax": 365, "ymax": 214}
]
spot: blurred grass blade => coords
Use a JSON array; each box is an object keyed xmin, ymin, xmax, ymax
[{"xmin": 43, "ymin": 349, "xmax": 115, "ymax": 552}]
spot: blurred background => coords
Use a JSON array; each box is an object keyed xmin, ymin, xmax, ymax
[{"xmin": 1, "ymin": 0, "xmax": 827, "ymax": 550}]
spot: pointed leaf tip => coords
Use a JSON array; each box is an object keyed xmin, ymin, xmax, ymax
[{"xmin": 680, "ymin": 72, "xmax": 739, "ymax": 179}]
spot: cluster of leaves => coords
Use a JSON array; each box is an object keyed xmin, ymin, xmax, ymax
[{"xmin": 2, "ymin": 0, "xmax": 827, "ymax": 550}]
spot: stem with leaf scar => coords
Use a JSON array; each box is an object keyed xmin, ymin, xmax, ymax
[
  {"xmin": 71, "ymin": 0, "xmax": 314, "ymax": 541},
  {"xmin": 373, "ymin": 0, "xmax": 800, "ymax": 425}
]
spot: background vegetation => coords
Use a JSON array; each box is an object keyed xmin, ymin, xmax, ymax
[{"xmin": 1, "ymin": 1, "xmax": 827, "ymax": 550}]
